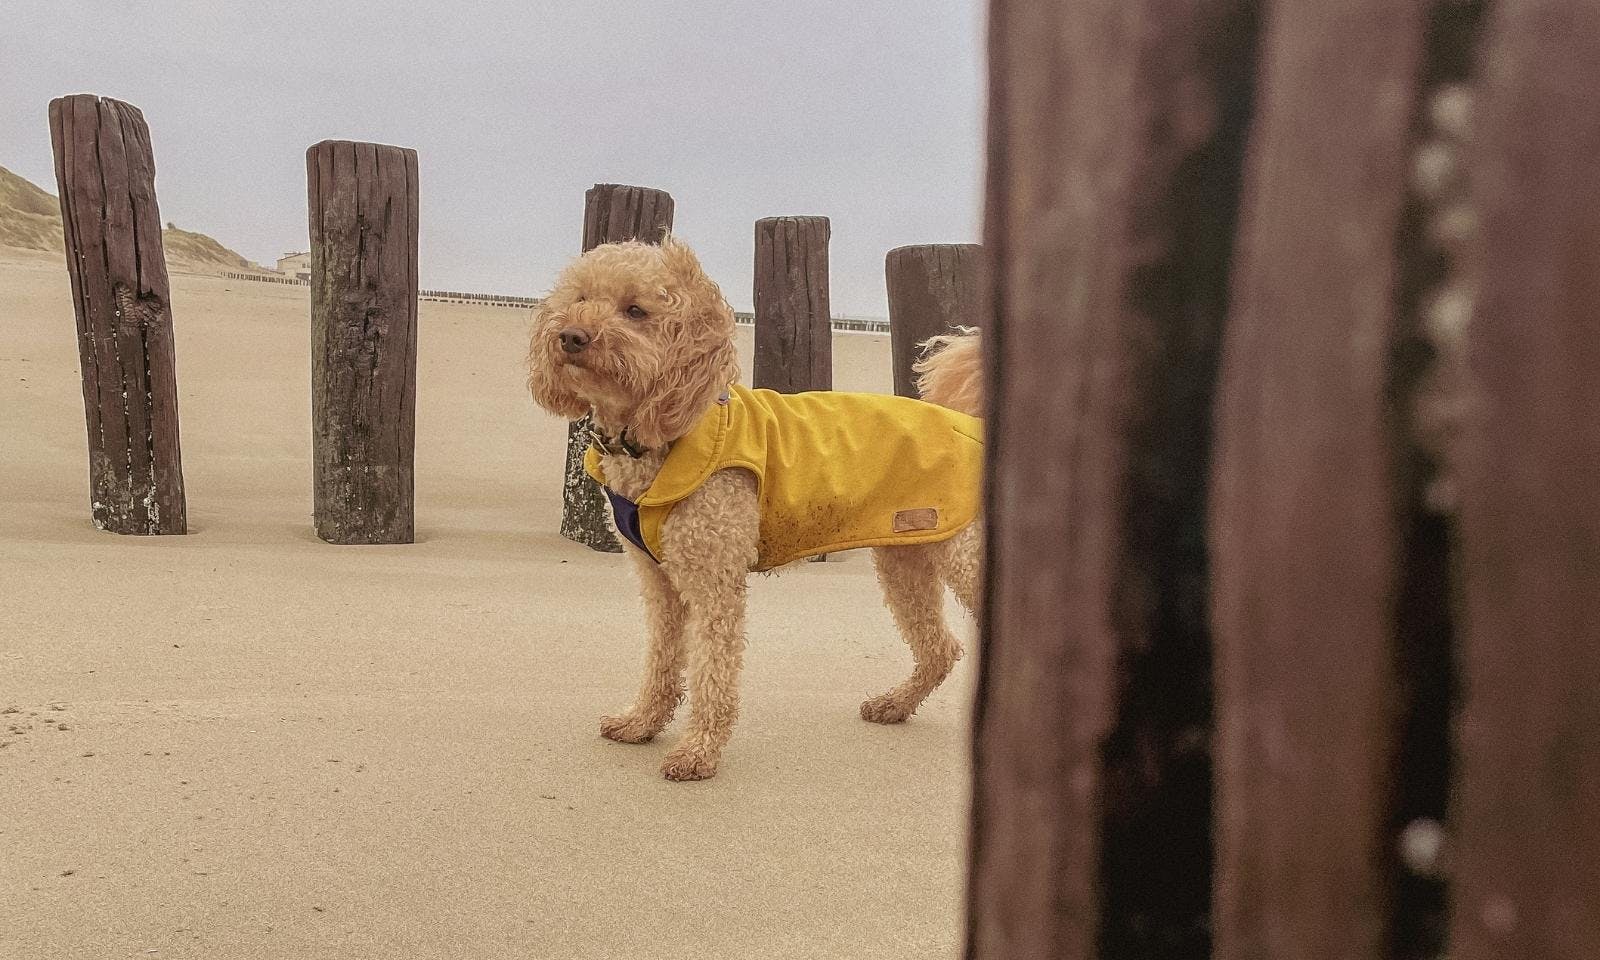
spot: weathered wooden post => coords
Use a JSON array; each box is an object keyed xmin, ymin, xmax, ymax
[
  {"xmin": 559, "ymin": 183, "xmax": 675, "ymax": 552},
  {"xmin": 1451, "ymin": 5, "xmax": 1600, "ymax": 955},
  {"xmin": 306, "ymin": 139, "xmax": 419, "ymax": 545},
  {"xmin": 1208, "ymin": 0, "xmax": 1434, "ymax": 950},
  {"xmin": 975, "ymin": 2, "xmax": 1600, "ymax": 959},
  {"xmin": 754, "ymin": 216, "xmax": 831, "ymax": 561},
  {"xmin": 753, "ymin": 216, "xmax": 832, "ymax": 393},
  {"xmin": 48, "ymin": 94, "xmax": 187, "ymax": 535},
  {"xmin": 884, "ymin": 243, "xmax": 983, "ymax": 398},
  {"xmin": 969, "ymin": 1, "xmax": 1255, "ymax": 956}
]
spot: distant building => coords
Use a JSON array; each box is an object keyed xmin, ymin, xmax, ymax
[{"xmin": 276, "ymin": 251, "xmax": 312, "ymax": 281}]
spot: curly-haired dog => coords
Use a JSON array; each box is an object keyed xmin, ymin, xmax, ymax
[{"xmin": 527, "ymin": 237, "xmax": 983, "ymax": 781}]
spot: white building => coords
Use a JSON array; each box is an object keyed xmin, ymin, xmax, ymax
[{"xmin": 277, "ymin": 251, "xmax": 312, "ymax": 281}]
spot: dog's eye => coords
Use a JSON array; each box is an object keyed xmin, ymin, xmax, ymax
[{"xmin": 626, "ymin": 305, "xmax": 648, "ymax": 320}]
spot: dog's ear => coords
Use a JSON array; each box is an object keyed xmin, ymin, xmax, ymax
[
  {"xmin": 525, "ymin": 300, "xmax": 590, "ymax": 419},
  {"xmin": 629, "ymin": 335, "xmax": 737, "ymax": 449},
  {"xmin": 658, "ymin": 234, "xmax": 707, "ymax": 285},
  {"xmin": 628, "ymin": 238, "xmax": 740, "ymax": 448},
  {"xmin": 656, "ymin": 235, "xmax": 727, "ymax": 313}
]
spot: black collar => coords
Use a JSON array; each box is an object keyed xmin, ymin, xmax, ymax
[
  {"xmin": 587, "ymin": 389, "xmax": 729, "ymax": 460},
  {"xmin": 588, "ymin": 422, "xmax": 649, "ymax": 459}
]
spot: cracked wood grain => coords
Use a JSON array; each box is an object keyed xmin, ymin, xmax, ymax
[
  {"xmin": 49, "ymin": 94, "xmax": 186, "ymax": 535},
  {"xmin": 307, "ymin": 139, "xmax": 418, "ymax": 545}
]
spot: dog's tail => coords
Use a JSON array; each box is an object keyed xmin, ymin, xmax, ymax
[{"xmin": 914, "ymin": 327, "xmax": 982, "ymax": 417}]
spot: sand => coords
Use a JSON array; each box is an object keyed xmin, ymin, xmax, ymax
[{"xmin": 0, "ymin": 254, "xmax": 972, "ymax": 959}]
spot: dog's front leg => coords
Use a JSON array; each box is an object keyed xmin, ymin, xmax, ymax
[
  {"xmin": 662, "ymin": 564, "xmax": 748, "ymax": 781},
  {"xmin": 657, "ymin": 470, "xmax": 759, "ymax": 781},
  {"xmin": 600, "ymin": 546, "xmax": 689, "ymax": 744}
]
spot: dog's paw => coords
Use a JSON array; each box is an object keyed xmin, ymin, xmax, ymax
[
  {"xmin": 660, "ymin": 747, "xmax": 719, "ymax": 782},
  {"xmin": 600, "ymin": 713, "xmax": 660, "ymax": 744},
  {"xmin": 860, "ymin": 695, "xmax": 914, "ymax": 725}
]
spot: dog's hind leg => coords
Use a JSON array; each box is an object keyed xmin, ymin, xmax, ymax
[
  {"xmin": 936, "ymin": 522, "xmax": 982, "ymax": 617},
  {"xmin": 600, "ymin": 547, "xmax": 690, "ymax": 744},
  {"xmin": 862, "ymin": 543, "xmax": 964, "ymax": 724}
]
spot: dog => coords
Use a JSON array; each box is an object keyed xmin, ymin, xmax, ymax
[{"xmin": 527, "ymin": 236, "xmax": 983, "ymax": 781}]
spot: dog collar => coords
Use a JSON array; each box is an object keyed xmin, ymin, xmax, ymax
[
  {"xmin": 588, "ymin": 423, "xmax": 649, "ymax": 459},
  {"xmin": 586, "ymin": 391, "xmax": 731, "ymax": 461}
]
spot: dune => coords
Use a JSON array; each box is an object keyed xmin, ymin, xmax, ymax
[
  {"xmin": 0, "ymin": 165, "xmax": 263, "ymax": 272},
  {"xmin": 0, "ymin": 166, "xmax": 63, "ymax": 254},
  {"xmin": 0, "ymin": 252, "xmax": 970, "ymax": 960}
]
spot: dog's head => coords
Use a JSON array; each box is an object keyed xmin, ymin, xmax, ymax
[{"xmin": 527, "ymin": 236, "xmax": 739, "ymax": 449}]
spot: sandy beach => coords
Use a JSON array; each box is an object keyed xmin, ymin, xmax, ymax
[{"xmin": 0, "ymin": 254, "xmax": 971, "ymax": 959}]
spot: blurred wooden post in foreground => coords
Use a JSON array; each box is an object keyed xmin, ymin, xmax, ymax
[
  {"xmin": 307, "ymin": 139, "xmax": 419, "ymax": 545},
  {"xmin": 48, "ymin": 94, "xmax": 187, "ymax": 535},
  {"xmin": 970, "ymin": 0, "xmax": 1257, "ymax": 955},
  {"xmin": 1449, "ymin": 3, "xmax": 1600, "ymax": 955},
  {"xmin": 1208, "ymin": 0, "xmax": 1435, "ymax": 952},
  {"xmin": 559, "ymin": 183, "xmax": 675, "ymax": 552},
  {"xmin": 885, "ymin": 243, "xmax": 983, "ymax": 398},
  {"xmin": 974, "ymin": 0, "xmax": 1599, "ymax": 959},
  {"xmin": 754, "ymin": 215, "xmax": 831, "ymax": 560}
]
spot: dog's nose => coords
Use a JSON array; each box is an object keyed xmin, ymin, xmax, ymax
[{"xmin": 559, "ymin": 328, "xmax": 592, "ymax": 354}]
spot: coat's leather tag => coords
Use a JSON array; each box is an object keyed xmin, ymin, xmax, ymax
[{"xmin": 893, "ymin": 507, "xmax": 940, "ymax": 532}]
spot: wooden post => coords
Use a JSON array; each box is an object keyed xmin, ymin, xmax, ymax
[
  {"xmin": 753, "ymin": 216, "xmax": 832, "ymax": 394},
  {"xmin": 970, "ymin": 0, "xmax": 1257, "ymax": 956},
  {"xmin": 978, "ymin": 2, "xmax": 1598, "ymax": 959},
  {"xmin": 48, "ymin": 94, "xmax": 186, "ymax": 535},
  {"xmin": 1209, "ymin": 2, "xmax": 1437, "ymax": 956},
  {"xmin": 754, "ymin": 216, "xmax": 831, "ymax": 561},
  {"xmin": 885, "ymin": 243, "xmax": 982, "ymax": 398},
  {"xmin": 307, "ymin": 139, "xmax": 419, "ymax": 545},
  {"xmin": 559, "ymin": 183, "xmax": 675, "ymax": 552},
  {"xmin": 1451, "ymin": 3, "xmax": 1600, "ymax": 955}
]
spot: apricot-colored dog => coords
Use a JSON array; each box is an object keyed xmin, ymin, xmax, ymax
[{"xmin": 527, "ymin": 237, "xmax": 981, "ymax": 780}]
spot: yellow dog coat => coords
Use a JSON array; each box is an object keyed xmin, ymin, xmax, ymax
[{"xmin": 584, "ymin": 385, "xmax": 983, "ymax": 571}]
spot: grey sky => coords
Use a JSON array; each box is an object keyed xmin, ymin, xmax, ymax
[{"xmin": 3, "ymin": 1, "xmax": 983, "ymax": 316}]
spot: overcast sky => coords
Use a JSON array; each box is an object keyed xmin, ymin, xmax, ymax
[{"xmin": 2, "ymin": 1, "xmax": 983, "ymax": 316}]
